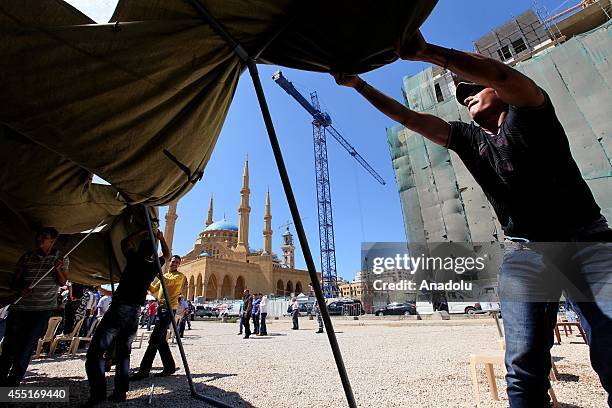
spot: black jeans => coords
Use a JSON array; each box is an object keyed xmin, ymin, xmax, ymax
[
  {"xmin": 292, "ymin": 310, "xmax": 299, "ymax": 329},
  {"xmin": 0, "ymin": 309, "xmax": 52, "ymax": 386},
  {"xmin": 178, "ymin": 316, "xmax": 186, "ymax": 337},
  {"xmin": 242, "ymin": 313, "xmax": 251, "ymax": 337},
  {"xmin": 259, "ymin": 313, "xmax": 268, "ymax": 335},
  {"xmin": 85, "ymin": 303, "xmax": 139, "ymax": 399},
  {"xmin": 63, "ymin": 300, "xmax": 77, "ymax": 334},
  {"xmin": 139, "ymin": 308, "xmax": 175, "ymax": 373}
]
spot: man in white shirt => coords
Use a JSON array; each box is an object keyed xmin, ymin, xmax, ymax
[
  {"xmin": 97, "ymin": 295, "xmax": 112, "ymax": 317},
  {"xmin": 258, "ymin": 295, "xmax": 268, "ymax": 336},
  {"xmin": 177, "ymin": 296, "xmax": 188, "ymax": 338},
  {"xmin": 291, "ymin": 298, "xmax": 299, "ymax": 330}
]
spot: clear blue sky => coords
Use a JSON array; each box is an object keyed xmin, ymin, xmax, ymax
[{"xmin": 70, "ymin": 0, "xmax": 569, "ymax": 281}]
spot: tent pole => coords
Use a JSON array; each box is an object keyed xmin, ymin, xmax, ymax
[
  {"xmin": 246, "ymin": 61, "xmax": 357, "ymax": 408},
  {"xmin": 142, "ymin": 205, "xmax": 231, "ymax": 408},
  {"xmin": 185, "ymin": 2, "xmax": 356, "ymax": 406}
]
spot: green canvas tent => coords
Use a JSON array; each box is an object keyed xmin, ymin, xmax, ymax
[
  {"xmin": 0, "ymin": 0, "xmax": 437, "ymax": 290},
  {"xmin": 1, "ymin": 1, "xmax": 438, "ymax": 404}
]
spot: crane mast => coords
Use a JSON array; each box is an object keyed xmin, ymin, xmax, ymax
[{"xmin": 272, "ymin": 70, "xmax": 385, "ymax": 298}]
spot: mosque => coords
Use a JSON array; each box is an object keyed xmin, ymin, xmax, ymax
[{"xmin": 170, "ymin": 160, "xmax": 316, "ymax": 301}]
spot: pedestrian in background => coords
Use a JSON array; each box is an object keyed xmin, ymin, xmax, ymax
[
  {"xmin": 242, "ymin": 290, "xmax": 253, "ymax": 339},
  {"xmin": 186, "ymin": 300, "xmax": 193, "ymax": 330},
  {"xmin": 314, "ymin": 298, "xmax": 323, "ymax": 334},
  {"xmin": 177, "ymin": 296, "xmax": 188, "ymax": 338},
  {"xmin": 291, "ymin": 297, "xmax": 299, "ymax": 330},
  {"xmin": 258, "ymin": 294, "xmax": 268, "ymax": 336},
  {"xmin": 237, "ymin": 298, "xmax": 244, "ymax": 336},
  {"xmin": 251, "ymin": 293, "xmax": 261, "ymax": 335},
  {"xmin": 146, "ymin": 299, "xmax": 157, "ymax": 331}
]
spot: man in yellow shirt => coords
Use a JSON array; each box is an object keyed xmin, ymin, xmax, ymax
[{"xmin": 131, "ymin": 255, "xmax": 186, "ymax": 380}]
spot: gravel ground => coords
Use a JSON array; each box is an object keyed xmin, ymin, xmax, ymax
[{"xmin": 20, "ymin": 317, "xmax": 606, "ymax": 407}]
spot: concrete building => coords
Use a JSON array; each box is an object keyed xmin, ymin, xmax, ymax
[{"xmin": 174, "ymin": 160, "xmax": 316, "ymax": 300}]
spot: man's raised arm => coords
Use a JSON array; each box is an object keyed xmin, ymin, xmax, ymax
[
  {"xmin": 399, "ymin": 31, "xmax": 544, "ymax": 108},
  {"xmin": 332, "ymin": 73, "xmax": 450, "ymax": 147},
  {"xmin": 156, "ymin": 230, "xmax": 171, "ymax": 262}
]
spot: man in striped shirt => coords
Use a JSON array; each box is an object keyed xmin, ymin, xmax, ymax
[{"xmin": 0, "ymin": 227, "xmax": 68, "ymax": 386}]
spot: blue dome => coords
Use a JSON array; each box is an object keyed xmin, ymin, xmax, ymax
[
  {"xmin": 199, "ymin": 251, "xmax": 211, "ymax": 257},
  {"xmin": 205, "ymin": 220, "xmax": 238, "ymax": 232}
]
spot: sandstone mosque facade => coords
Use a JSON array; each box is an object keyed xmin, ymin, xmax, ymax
[{"xmin": 167, "ymin": 160, "xmax": 315, "ymax": 301}]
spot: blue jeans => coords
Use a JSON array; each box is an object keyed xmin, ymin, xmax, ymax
[
  {"xmin": 252, "ymin": 313, "xmax": 260, "ymax": 335},
  {"xmin": 0, "ymin": 309, "xmax": 53, "ymax": 386},
  {"xmin": 500, "ymin": 240, "xmax": 612, "ymax": 407},
  {"xmin": 139, "ymin": 308, "xmax": 175, "ymax": 373},
  {"xmin": 146, "ymin": 315, "xmax": 156, "ymax": 331},
  {"xmin": 85, "ymin": 303, "xmax": 139, "ymax": 400}
]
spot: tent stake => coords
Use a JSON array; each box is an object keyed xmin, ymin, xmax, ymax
[
  {"xmin": 185, "ymin": 1, "xmax": 357, "ymax": 406},
  {"xmin": 142, "ymin": 205, "xmax": 232, "ymax": 408}
]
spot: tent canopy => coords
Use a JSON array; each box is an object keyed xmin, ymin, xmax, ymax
[{"xmin": 0, "ymin": 0, "xmax": 437, "ymax": 291}]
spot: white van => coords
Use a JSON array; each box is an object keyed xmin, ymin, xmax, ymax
[{"xmin": 415, "ymin": 291, "xmax": 481, "ymax": 315}]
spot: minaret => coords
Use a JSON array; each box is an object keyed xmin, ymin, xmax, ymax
[
  {"xmin": 262, "ymin": 190, "xmax": 272, "ymax": 255},
  {"xmin": 205, "ymin": 193, "xmax": 214, "ymax": 227},
  {"xmin": 281, "ymin": 226, "xmax": 295, "ymax": 268},
  {"xmin": 163, "ymin": 200, "xmax": 178, "ymax": 271},
  {"xmin": 236, "ymin": 160, "xmax": 251, "ymax": 252}
]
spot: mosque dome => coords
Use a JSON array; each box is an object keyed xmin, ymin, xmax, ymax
[
  {"xmin": 199, "ymin": 251, "xmax": 211, "ymax": 257},
  {"xmin": 204, "ymin": 220, "xmax": 238, "ymax": 232}
]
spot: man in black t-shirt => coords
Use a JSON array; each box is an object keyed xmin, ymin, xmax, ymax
[
  {"xmin": 85, "ymin": 228, "xmax": 170, "ymax": 405},
  {"xmin": 333, "ymin": 31, "xmax": 612, "ymax": 407}
]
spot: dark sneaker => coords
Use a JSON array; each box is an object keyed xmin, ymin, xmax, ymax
[{"xmin": 316, "ymin": 329, "xmax": 324, "ymax": 333}]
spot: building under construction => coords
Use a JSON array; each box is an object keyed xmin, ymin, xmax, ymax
[{"xmin": 388, "ymin": 1, "xmax": 612, "ymax": 248}]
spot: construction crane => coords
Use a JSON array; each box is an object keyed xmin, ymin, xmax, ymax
[{"xmin": 272, "ymin": 70, "xmax": 386, "ymax": 298}]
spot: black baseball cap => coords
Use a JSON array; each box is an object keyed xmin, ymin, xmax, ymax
[{"xmin": 456, "ymin": 82, "xmax": 486, "ymax": 106}]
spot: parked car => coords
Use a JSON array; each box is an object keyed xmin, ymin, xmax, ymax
[
  {"xmin": 218, "ymin": 301, "xmax": 242, "ymax": 318},
  {"xmin": 326, "ymin": 299, "xmax": 365, "ymax": 316},
  {"xmin": 298, "ymin": 302, "xmax": 314, "ymax": 317},
  {"xmin": 374, "ymin": 302, "xmax": 417, "ymax": 316},
  {"xmin": 194, "ymin": 304, "xmax": 218, "ymax": 319},
  {"xmin": 416, "ymin": 292, "xmax": 481, "ymax": 315}
]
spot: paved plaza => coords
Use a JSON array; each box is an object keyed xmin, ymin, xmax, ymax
[{"xmin": 23, "ymin": 317, "xmax": 605, "ymax": 407}]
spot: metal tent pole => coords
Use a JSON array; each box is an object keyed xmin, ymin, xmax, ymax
[
  {"xmin": 186, "ymin": 2, "xmax": 357, "ymax": 407},
  {"xmin": 245, "ymin": 62, "xmax": 357, "ymax": 408},
  {"xmin": 142, "ymin": 205, "xmax": 231, "ymax": 408}
]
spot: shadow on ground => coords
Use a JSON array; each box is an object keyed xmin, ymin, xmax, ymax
[
  {"xmin": 557, "ymin": 373, "xmax": 580, "ymax": 382},
  {"xmin": 19, "ymin": 368, "xmax": 251, "ymax": 407}
]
